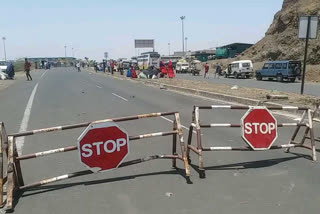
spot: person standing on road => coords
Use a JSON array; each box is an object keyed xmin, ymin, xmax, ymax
[
  {"xmin": 204, "ymin": 63, "xmax": 209, "ymax": 79},
  {"xmin": 168, "ymin": 61, "xmax": 175, "ymax": 78},
  {"xmin": 111, "ymin": 61, "xmax": 114, "ymax": 75},
  {"xmin": 102, "ymin": 60, "xmax": 106, "ymax": 73},
  {"xmin": 107, "ymin": 61, "xmax": 111, "ymax": 73},
  {"xmin": 24, "ymin": 58, "xmax": 32, "ymax": 81},
  {"xmin": 214, "ymin": 63, "xmax": 220, "ymax": 79},
  {"xmin": 76, "ymin": 61, "xmax": 81, "ymax": 72}
]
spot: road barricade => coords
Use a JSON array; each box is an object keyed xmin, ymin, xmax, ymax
[
  {"xmin": 0, "ymin": 111, "xmax": 190, "ymax": 211},
  {"xmin": 187, "ymin": 104, "xmax": 319, "ymax": 179}
]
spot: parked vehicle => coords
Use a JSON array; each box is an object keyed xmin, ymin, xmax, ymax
[
  {"xmin": 224, "ymin": 60, "xmax": 253, "ymax": 79},
  {"xmin": 0, "ymin": 61, "xmax": 7, "ymax": 73},
  {"xmin": 188, "ymin": 60, "xmax": 201, "ymax": 76},
  {"xmin": 256, "ymin": 61, "xmax": 301, "ymax": 82},
  {"xmin": 176, "ymin": 60, "xmax": 189, "ymax": 73},
  {"xmin": 137, "ymin": 52, "xmax": 160, "ymax": 70}
]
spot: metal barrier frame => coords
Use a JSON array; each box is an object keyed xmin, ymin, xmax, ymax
[
  {"xmin": 1, "ymin": 111, "xmax": 191, "ymax": 211},
  {"xmin": 187, "ymin": 105, "xmax": 319, "ymax": 179}
]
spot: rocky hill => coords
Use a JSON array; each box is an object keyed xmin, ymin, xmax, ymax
[{"xmin": 241, "ymin": 0, "xmax": 320, "ymax": 64}]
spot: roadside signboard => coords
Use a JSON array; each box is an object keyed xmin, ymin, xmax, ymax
[
  {"xmin": 298, "ymin": 16, "xmax": 319, "ymax": 39},
  {"xmin": 78, "ymin": 122, "xmax": 129, "ymax": 172},
  {"xmin": 134, "ymin": 39, "xmax": 154, "ymax": 48},
  {"xmin": 241, "ymin": 107, "xmax": 278, "ymax": 150},
  {"xmin": 104, "ymin": 52, "xmax": 108, "ymax": 59}
]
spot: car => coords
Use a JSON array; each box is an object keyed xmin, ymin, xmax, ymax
[
  {"xmin": 176, "ymin": 60, "xmax": 189, "ymax": 73},
  {"xmin": 224, "ymin": 60, "xmax": 254, "ymax": 79},
  {"xmin": 256, "ymin": 60, "xmax": 301, "ymax": 82},
  {"xmin": 0, "ymin": 61, "xmax": 7, "ymax": 73}
]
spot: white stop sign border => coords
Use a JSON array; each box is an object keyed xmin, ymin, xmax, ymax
[
  {"xmin": 241, "ymin": 106, "xmax": 278, "ymax": 151},
  {"xmin": 77, "ymin": 121, "xmax": 130, "ymax": 173}
]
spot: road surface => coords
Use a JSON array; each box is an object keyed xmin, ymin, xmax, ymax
[
  {"xmin": 0, "ymin": 67, "xmax": 319, "ymax": 214},
  {"xmin": 176, "ymin": 73, "xmax": 320, "ymax": 96}
]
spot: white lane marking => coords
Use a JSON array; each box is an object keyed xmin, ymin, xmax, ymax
[
  {"xmin": 40, "ymin": 70, "xmax": 48, "ymax": 79},
  {"xmin": 16, "ymin": 83, "xmax": 39, "ymax": 155},
  {"xmin": 112, "ymin": 93, "xmax": 128, "ymax": 101},
  {"xmin": 96, "ymin": 85, "xmax": 102, "ymax": 89},
  {"xmin": 160, "ymin": 116, "xmax": 198, "ymax": 134}
]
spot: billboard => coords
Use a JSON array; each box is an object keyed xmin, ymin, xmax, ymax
[{"xmin": 134, "ymin": 39, "xmax": 154, "ymax": 48}]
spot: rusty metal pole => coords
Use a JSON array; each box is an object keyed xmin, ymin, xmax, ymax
[
  {"xmin": 308, "ymin": 109, "xmax": 317, "ymax": 161},
  {"xmin": 5, "ymin": 136, "xmax": 15, "ymax": 211},
  {"xmin": 0, "ymin": 122, "xmax": 4, "ymax": 206},
  {"xmin": 285, "ymin": 110, "xmax": 307, "ymax": 153},
  {"xmin": 12, "ymin": 137, "xmax": 24, "ymax": 186},
  {"xmin": 195, "ymin": 107, "xmax": 205, "ymax": 178},
  {"xmin": 172, "ymin": 118, "xmax": 177, "ymax": 168},
  {"xmin": 174, "ymin": 113, "xmax": 191, "ymax": 182}
]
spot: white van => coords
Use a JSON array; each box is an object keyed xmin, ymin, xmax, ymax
[
  {"xmin": 225, "ymin": 60, "xmax": 253, "ymax": 79},
  {"xmin": 176, "ymin": 60, "xmax": 189, "ymax": 73}
]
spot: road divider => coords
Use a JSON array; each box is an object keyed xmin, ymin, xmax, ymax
[
  {"xmin": 0, "ymin": 111, "xmax": 191, "ymax": 211},
  {"xmin": 186, "ymin": 104, "xmax": 319, "ymax": 179}
]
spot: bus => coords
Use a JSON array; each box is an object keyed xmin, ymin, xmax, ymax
[{"xmin": 137, "ymin": 52, "xmax": 160, "ymax": 70}]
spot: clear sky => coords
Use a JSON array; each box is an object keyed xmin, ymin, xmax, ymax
[{"xmin": 1, "ymin": 0, "xmax": 283, "ymax": 61}]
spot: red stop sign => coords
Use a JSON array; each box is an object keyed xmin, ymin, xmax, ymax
[
  {"xmin": 241, "ymin": 107, "xmax": 278, "ymax": 150},
  {"xmin": 77, "ymin": 122, "xmax": 129, "ymax": 172}
]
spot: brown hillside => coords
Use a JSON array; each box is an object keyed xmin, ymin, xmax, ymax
[{"xmin": 241, "ymin": 0, "xmax": 320, "ymax": 64}]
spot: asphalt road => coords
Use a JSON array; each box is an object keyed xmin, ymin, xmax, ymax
[
  {"xmin": 176, "ymin": 73, "xmax": 320, "ymax": 96},
  {"xmin": 0, "ymin": 67, "xmax": 320, "ymax": 214}
]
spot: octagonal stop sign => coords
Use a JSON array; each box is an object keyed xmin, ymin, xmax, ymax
[
  {"xmin": 241, "ymin": 107, "xmax": 278, "ymax": 150},
  {"xmin": 77, "ymin": 122, "xmax": 129, "ymax": 172}
]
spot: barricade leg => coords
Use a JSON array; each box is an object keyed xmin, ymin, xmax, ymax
[
  {"xmin": 186, "ymin": 125, "xmax": 194, "ymax": 164},
  {"xmin": 0, "ymin": 122, "xmax": 4, "ymax": 207},
  {"xmin": 285, "ymin": 111, "xmax": 307, "ymax": 153},
  {"xmin": 5, "ymin": 136, "xmax": 16, "ymax": 211},
  {"xmin": 195, "ymin": 107, "xmax": 205, "ymax": 178},
  {"xmin": 308, "ymin": 109, "xmax": 317, "ymax": 161},
  {"xmin": 174, "ymin": 113, "xmax": 191, "ymax": 183},
  {"xmin": 13, "ymin": 138, "xmax": 24, "ymax": 186},
  {"xmin": 172, "ymin": 119, "xmax": 177, "ymax": 169}
]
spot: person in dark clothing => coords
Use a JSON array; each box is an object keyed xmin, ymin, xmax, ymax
[
  {"xmin": 6, "ymin": 62, "xmax": 15, "ymax": 79},
  {"xmin": 24, "ymin": 58, "xmax": 32, "ymax": 81}
]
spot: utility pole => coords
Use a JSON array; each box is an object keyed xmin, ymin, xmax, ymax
[
  {"xmin": 180, "ymin": 16, "xmax": 185, "ymax": 55},
  {"xmin": 2, "ymin": 37, "xmax": 7, "ymax": 61},
  {"xmin": 64, "ymin": 44, "xmax": 67, "ymax": 57},
  {"xmin": 301, "ymin": 16, "xmax": 311, "ymax": 95},
  {"xmin": 185, "ymin": 37, "xmax": 188, "ymax": 52},
  {"xmin": 168, "ymin": 43, "xmax": 171, "ymax": 56}
]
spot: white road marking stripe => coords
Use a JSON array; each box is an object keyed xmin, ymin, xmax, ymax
[
  {"xmin": 112, "ymin": 93, "xmax": 128, "ymax": 101},
  {"xmin": 40, "ymin": 70, "xmax": 48, "ymax": 79},
  {"xmin": 160, "ymin": 116, "xmax": 197, "ymax": 134},
  {"xmin": 96, "ymin": 85, "xmax": 102, "ymax": 89},
  {"xmin": 16, "ymin": 83, "xmax": 39, "ymax": 155}
]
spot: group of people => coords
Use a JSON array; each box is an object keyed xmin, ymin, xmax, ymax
[
  {"xmin": 204, "ymin": 63, "xmax": 222, "ymax": 79},
  {"xmin": 160, "ymin": 61, "xmax": 175, "ymax": 78},
  {"xmin": 126, "ymin": 66, "xmax": 137, "ymax": 78}
]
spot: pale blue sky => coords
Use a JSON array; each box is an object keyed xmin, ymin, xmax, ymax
[{"xmin": 1, "ymin": 0, "xmax": 283, "ymax": 61}]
